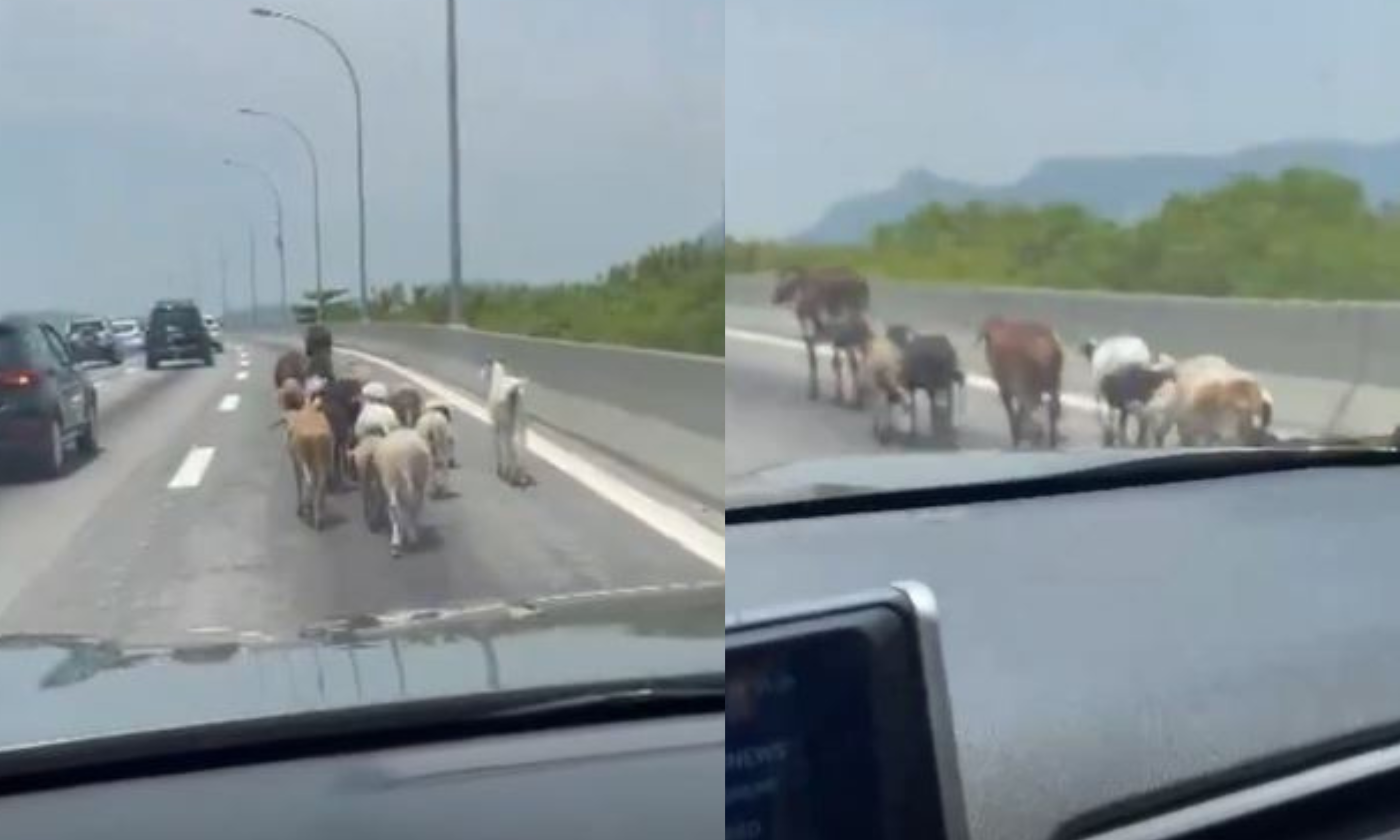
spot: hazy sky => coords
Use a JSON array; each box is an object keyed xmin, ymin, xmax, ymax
[
  {"xmin": 727, "ymin": 0, "xmax": 1400, "ymax": 238},
  {"xmin": 0, "ymin": 0, "xmax": 720, "ymax": 315}
]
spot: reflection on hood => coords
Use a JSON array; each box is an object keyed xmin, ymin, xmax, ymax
[{"xmin": 0, "ymin": 581, "xmax": 722, "ymax": 750}]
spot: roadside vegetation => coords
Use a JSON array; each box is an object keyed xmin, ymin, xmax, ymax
[
  {"xmin": 321, "ymin": 238, "xmax": 722, "ymax": 356},
  {"xmin": 726, "ymin": 168, "xmax": 1400, "ymax": 300}
]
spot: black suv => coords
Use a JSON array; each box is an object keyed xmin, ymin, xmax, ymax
[
  {"xmin": 0, "ymin": 317, "xmax": 98, "ymax": 478},
  {"xmin": 145, "ymin": 300, "xmax": 214, "ymax": 369}
]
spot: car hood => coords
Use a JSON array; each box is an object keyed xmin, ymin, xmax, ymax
[
  {"xmin": 0, "ymin": 581, "xmax": 721, "ymax": 750},
  {"xmin": 726, "ymin": 448, "xmax": 1232, "ymax": 508}
]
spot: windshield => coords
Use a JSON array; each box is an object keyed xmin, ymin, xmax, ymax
[
  {"xmin": 725, "ymin": 2, "xmax": 1400, "ymax": 504},
  {"xmin": 0, "ymin": 0, "xmax": 721, "ymax": 750},
  {"xmin": 68, "ymin": 320, "xmax": 103, "ymax": 334}
]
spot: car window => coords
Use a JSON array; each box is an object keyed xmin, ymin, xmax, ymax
[
  {"xmin": 69, "ymin": 320, "xmax": 102, "ymax": 333},
  {"xmin": 150, "ymin": 307, "xmax": 202, "ymax": 331},
  {"xmin": 40, "ymin": 326, "xmax": 74, "ymax": 367}
]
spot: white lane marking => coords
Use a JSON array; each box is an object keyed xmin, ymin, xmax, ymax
[
  {"xmin": 218, "ymin": 394, "xmax": 241, "ymax": 412},
  {"xmin": 167, "ymin": 446, "xmax": 216, "ymax": 490},
  {"xmin": 188, "ymin": 625, "xmax": 233, "ymax": 635},
  {"xmin": 235, "ymin": 370, "xmax": 249, "ymax": 382},
  {"xmin": 336, "ymin": 347, "xmax": 724, "ymax": 570},
  {"xmin": 726, "ymin": 326, "xmax": 1310, "ymax": 437},
  {"xmin": 725, "ymin": 326, "xmax": 1097, "ymax": 412},
  {"xmin": 125, "ymin": 366, "xmax": 139, "ymax": 374},
  {"xmin": 238, "ymin": 357, "xmax": 250, "ymax": 368}
]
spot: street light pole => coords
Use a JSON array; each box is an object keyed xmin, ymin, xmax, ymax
[
  {"xmin": 445, "ymin": 0, "xmax": 464, "ymax": 324},
  {"xmin": 252, "ymin": 7, "xmax": 369, "ymax": 323},
  {"xmin": 240, "ymin": 107, "xmax": 324, "ymax": 322},
  {"xmin": 248, "ymin": 227, "xmax": 259, "ymax": 327},
  {"xmin": 224, "ymin": 158, "xmax": 288, "ymax": 325},
  {"xmin": 219, "ymin": 239, "xmax": 230, "ymax": 319}
]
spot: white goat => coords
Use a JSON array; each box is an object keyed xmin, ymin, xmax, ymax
[
  {"xmin": 364, "ymin": 428, "xmax": 432, "ymax": 557},
  {"xmin": 482, "ymin": 358, "xmax": 534, "ymax": 487},
  {"xmin": 1081, "ymin": 335, "xmax": 1152, "ymax": 445},
  {"xmin": 1148, "ymin": 355, "xmax": 1273, "ymax": 447},
  {"xmin": 354, "ymin": 381, "xmax": 401, "ymax": 441},
  {"xmin": 415, "ymin": 402, "xmax": 455, "ymax": 498}
]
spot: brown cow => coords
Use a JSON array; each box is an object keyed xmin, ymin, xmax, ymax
[
  {"xmin": 772, "ymin": 266, "xmax": 871, "ymax": 402},
  {"xmin": 977, "ymin": 317, "xmax": 1064, "ymax": 448}
]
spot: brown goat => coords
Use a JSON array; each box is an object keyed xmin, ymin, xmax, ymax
[
  {"xmin": 389, "ymin": 386, "xmax": 424, "ymax": 428},
  {"xmin": 772, "ymin": 266, "xmax": 871, "ymax": 402},
  {"xmin": 282, "ymin": 396, "xmax": 334, "ymax": 530},
  {"xmin": 978, "ymin": 317, "xmax": 1064, "ymax": 448},
  {"xmin": 273, "ymin": 349, "xmax": 308, "ymax": 390}
]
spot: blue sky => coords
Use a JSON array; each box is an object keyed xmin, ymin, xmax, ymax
[
  {"xmin": 0, "ymin": 0, "xmax": 720, "ymax": 315},
  {"xmin": 727, "ymin": 0, "xmax": 1400, "ymax": 237}
]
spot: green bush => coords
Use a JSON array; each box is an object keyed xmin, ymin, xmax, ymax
[
  {"xmin": 728, "ymin": 168, "xmax": 1400, "ymax": 301},
  {"xmin": 332, "ymin": 238, "xmax": 721, "ymax": 356}
]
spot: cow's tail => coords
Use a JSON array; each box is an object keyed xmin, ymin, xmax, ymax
[{"xmin": 953, "ymin": 370, "xmax": 967, "ymax": 418}]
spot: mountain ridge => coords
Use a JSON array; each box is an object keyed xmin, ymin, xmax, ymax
[{"xmin": 795, "ymin": 138, "xmax": 1400, "ymax": 243}]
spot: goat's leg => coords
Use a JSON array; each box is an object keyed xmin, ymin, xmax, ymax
[
  {"xmin": 387, "ymin": 490, "xmax": 404, "ymax": 558},
  {"xmin": 311, "ymin": 472, "xmax": 325, "ymax": 531},
  {"xmin": 998, "ymin": 389, "xmax": 1019, "ymax": 447},
  {"xmin": 803, "ymin": 331, "xmax": 819, "ymax": 400},
  {"xmin": 1049, "ymin": 390, "xmax": 1062, "ymax": 449},
  {"xmin": 831, "ymin": 349, "xmax": 844, "ymax": 405}
]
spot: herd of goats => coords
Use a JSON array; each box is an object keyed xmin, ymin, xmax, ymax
[
  {"xmin": 771, "ymin": 266, "xmax": 1279, "ymax": 450},
  {"xmin": 271, "ymin": 325, "xmax": 533, "ymax": 558}
]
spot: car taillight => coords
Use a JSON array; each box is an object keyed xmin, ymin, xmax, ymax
[{"xmin": 0, "ymin": 369, "xmax": 41, "ymax": 389}]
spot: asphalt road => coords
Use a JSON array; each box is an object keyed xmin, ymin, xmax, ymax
[
  {"xmin": 725, "ymin": 304, "xmax": 1135, "ymax": 480},
  {"xmin": 0, "ymin": 343, "xmax": 721, "ymax": 645}
]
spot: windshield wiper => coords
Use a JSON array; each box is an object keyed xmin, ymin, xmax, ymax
[{"xmin": 727, "ymin": 445, "xmax": 1400, "ymax": 526}]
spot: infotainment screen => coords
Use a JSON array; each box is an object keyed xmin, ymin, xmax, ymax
[{"xmin": 725, "ymin": 583, "xmax": 968, "ymax": 840}]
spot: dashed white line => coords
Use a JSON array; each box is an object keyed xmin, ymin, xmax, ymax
[
  {"xmin": 335, "ymin": 346, "xmax": 724, "ymax": 570},
  {"xmin": 167, "ymin": 446, "xmax": 216, "ymax": 490},
  {"xmin": 235, "ymin": 370, "xmax": 249, "ymax": 382},
  {"xmin": 238, "ymin": 358, "xmax": 250, "ymax": 368},
  {"xmin": 218, "ymin": 394, "xmax": 241, "ymax": 412}
]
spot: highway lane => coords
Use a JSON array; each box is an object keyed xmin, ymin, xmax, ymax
[
  {"xmin": 0, "ymin": 342, "xmax": 720, "ymax": 645},
  {"xmin": 726, "ymin": 303, "xmax": 1135, "ymax": 480}
]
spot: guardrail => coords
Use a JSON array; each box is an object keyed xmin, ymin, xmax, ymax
[
  {"xmin": 250, "ymin": 322, "xmax": 723, "ymax": 507},
  {"xmin": 728, "ymin": 272, "xmax": 1400, "ymax": 437}
]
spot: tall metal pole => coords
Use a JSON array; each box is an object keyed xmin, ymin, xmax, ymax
[
  {"xmin": 225, "ymin": 159, "xmax": 287, "ymax": 325},
  {"xmin": 219, "ymin": 240, "xmax": 230, "ymax": 319},
  {"xmin": 445, "ymin": 0, "xmax": 464, "ymax": 324},
  {"xmin": 248, "ymin": 227, "xmax": 259, "ymax": 327},
  {"xmin": 240, "ymin": 108, "xmax": 324, "ymax": 322},
  {"xmin": 252, "ymin": 8, "xmax": 369, "ymax": 323}
]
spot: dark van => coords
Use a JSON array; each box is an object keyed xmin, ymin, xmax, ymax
[{"xmin": 145, "ymin": 300, "xmax": 214, "ymax": 369}]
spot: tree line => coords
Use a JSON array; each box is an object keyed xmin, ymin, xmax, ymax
[
  {"xmin": 323, "ymin": 237, "xmax": 721, "ymax": 356},
  {"xmin": 726, "ymin": 168, "xmax": 1400, "ymax": 300}
]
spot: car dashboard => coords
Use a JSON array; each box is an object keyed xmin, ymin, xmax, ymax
[
  {"xmin": 0, "ymin": 712, "xmax": 721, "ymax": 840},
  {"xmin": 728, "ymin": 460, "xmax": 1400, "ymax": 840}
]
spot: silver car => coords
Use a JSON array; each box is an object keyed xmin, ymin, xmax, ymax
[{"xmin": 109, "ymin": 318, "xmax": 144, "ymax": 354}]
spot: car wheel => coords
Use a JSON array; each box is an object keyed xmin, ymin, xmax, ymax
[
  {"xmin": 77, "ymin": 404, "xmax": 98, "ymax": 456},
  {"xmin": 146, "ymin": 354, "xmax": 160, "ymax": 371},
  {"xmin": 202, "ymin": 352, "xmax": 215, "ymax": 367},
  {"xmin": 35, "ymin": 418, "xmax": 66, "ymax": 479}
]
